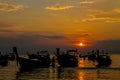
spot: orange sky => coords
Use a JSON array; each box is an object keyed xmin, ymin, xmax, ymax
[{"xmin": 0, "ymin": 0, "xmax": 120, "ymax": 53}]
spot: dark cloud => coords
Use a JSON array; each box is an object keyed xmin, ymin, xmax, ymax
[
  {"xmin": 0, "ymin": 31, "xmax": 119, "ymax": 53},
  {"xmin": 79, "ymin": 33, "xmax": 89, "ymax": 37},
  {"xmin": 0, "ymin": 23, "xmax": 14, "ymax": 32},
  {"xmin": 39, "ymin": 35, "xmax": 66, "ymax": 39},
  {"xmin": 0, "ymin": 29, "xmax": 13, "ymax": 32},
  {"xmin": 93, "ymin": 39, "xmax": 120, "ymax": 53},
  {"xmin": 0, "ymin": 23, "xmax": 26, "ymax": 33},
  {"xmin": 0, "ymin": 23, "xmax": 13, "ymax": 27},
  {"xmin": 67, "ymin": 33, "xmax": 90, "ymax": 38},
  {"xmin": 0, "ymin": 33, "xmax": 67, "ymax": 53}
]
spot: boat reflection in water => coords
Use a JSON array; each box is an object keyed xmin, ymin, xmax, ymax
[
  {"xmin": 0, "ymin": 54, "xmax": 120, "ymax": 80},
  {"xmin": 0, "ymin": 47, "xmax": 120, "ymax": 80},
  {"xmin": 16, "ymin": 67, "xmax": 115, "ymax": 80}
]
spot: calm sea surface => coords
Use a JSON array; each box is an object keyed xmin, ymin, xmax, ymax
[{"xmin": 0, "ymin": 54, "xmax": 120, "ymax": 80}]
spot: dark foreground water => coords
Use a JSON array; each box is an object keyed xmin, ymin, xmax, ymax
[{"xmin": 0, "ymin": 54, "xmax": 120, "ymax": 80}]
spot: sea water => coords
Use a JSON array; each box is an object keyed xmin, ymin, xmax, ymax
[{"xmin": 0, "ymin": 54, "xmax": 120, "ymax": 80}]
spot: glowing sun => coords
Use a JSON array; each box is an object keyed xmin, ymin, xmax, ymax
[{"xmin": 79, "ymin": 43, "xmax": 84, "ymax": 46}]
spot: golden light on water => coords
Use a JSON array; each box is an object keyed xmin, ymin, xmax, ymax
[
  {"xmin": 78, "ymin": 58, "xmax": 85, "ymax": 67},
  {"xmin": 78, "ymin": 71, "xmax": 85, "ymax": 80}
]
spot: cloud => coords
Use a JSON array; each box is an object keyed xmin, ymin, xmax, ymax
[
  {"xmin": 79, "ymin": 0, "xmax": 109, "ymax": 5},
  {"xmin": 84, "ymin": 8, "xmax": 120, "ymax": 23},
  {"xmin": 45, "ymin": 4, "xmax": 74, "ymax": 11},
  {"xmin": 88, "ymin": 0, "xmax": 108, "ymax": 3},
  {"xmin": 80, "ymin": 0, "xmax": 95, "ymax": 5},
  {"xmin": 0, "ymin": 1, "xmax": 24, "ymax": 12},
  {"xmin": 64, "ymin": 32, "xmax": 90, "ymax": 43},
  {"xmin": 0, "ymin": 23, "xmax": 66, "ymax": 39},
  {"xmin": 0, "ymin": 23, "xmax": 26, "ymax": 35},
  {"xmin": 0, "ymin": 32, "xmax": 67, "ymax": 53},
  {"xmin": 0, "ymin": 27, "xmax": 66, "ymax": 39},
  {"xmin": 38, "ymin": 35, "xmax": 66, "ymax": 39},
  {"xmin": 88, "ymin": 9, "xmax": 110, "ymax": 14},
  {"xmin": 0, "ymin": 29, "xmax": 13, "ymax": 32},
  {"xmin": 70, "ymin": 33, "xmax": 89, "ymax": 38},
  {"xmin": 82, "ymin": 15, "xmax": 120, "ymax": 23},
  {"xmin": 87, "ymin": 8, "xmax": 120, "ymax": 15},
  {"xmin": 93, "ymin": 39, "xmax": 120, "ymax": 53},
  {"xmin": 79, "ymin": 33, "xmax": 89, "ymax": 37},
  {"xmin": 0, "ymin": 23, "xmax": 13, "ymax": 27},
  {"xmin": 114, "ymin": 8, "xmax": 120, "ymax": 13},
  {"xmin": 105, "ymin": 19, "xmax": 120, "ymax": 23}
]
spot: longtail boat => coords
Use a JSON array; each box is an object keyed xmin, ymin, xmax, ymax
[
  {"xmin": 56, "ymin": 48, "xmax": 78, "ymax": 67},
  {"xmin": 13, "ymin": 47, "xmax": 51, "ymax": 72},
  {"xmin": 0, "ymin": 53, "xmax": 8, "ymax": 66}
]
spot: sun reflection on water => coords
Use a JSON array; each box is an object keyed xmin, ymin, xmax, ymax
[
  {"xmin": 78, "ymin": 71, "xmax": 85, "ymax": 80},
  {"xmin": 78, "ymin": 58, "xmax": 85, "ymax": 67}
]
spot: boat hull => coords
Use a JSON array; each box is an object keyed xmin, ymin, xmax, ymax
[
  {"xmin": 18, "ymin": 57, "xmax": 51, "ymax": 72},
  {"xmin": 57, "ymin": 55, "xmax": 78, "ymax": 67}
]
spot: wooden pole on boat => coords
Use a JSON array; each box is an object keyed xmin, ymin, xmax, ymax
[
  {"xmin": 56, "ymin": 48, "xmax": 60, "ymax": 56},
  {"xmin": 96, "ymin": 50, "xmax": 100, "ymax": 57},
  {"xmin": 13, "ymin": 47, "xmax": 19, "ymax": 65}
]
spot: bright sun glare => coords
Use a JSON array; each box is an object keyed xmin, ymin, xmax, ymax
[
  {"xmin": 74, "ymin": 42, "xmax": 86, "ymax": 47},
  {"xmin": 79, "ymin": 43, "xmax": 84, "ymax": 46}
]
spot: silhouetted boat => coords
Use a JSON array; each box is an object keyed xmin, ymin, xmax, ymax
[
  {"xmin": 27, "ymin": 51, "xmax": 51, "ymax": 66},
  {"xmin": 13, "ymin": 47, "xmax": 51, "ymax": 72},
  {"xmin": 96, "ymin": 50, "xmax": 112, "ymax": 67},
  {"xmin": 27, "ymin": 51, "xmax": 38, "ymax": 59},
  {"xmin": 6, "ymin": 53, "xmax": 15, "ymax": 61},
  {"xmin": 0, "ymin": 59, "xmax": 8, "ymax": 66},
  {"xmin": 37, "ymin": 51, "xmax": 51, "ymax": 63},
  {"xmin": 97, "ymin": 55, "xmax": 112, "ymax": 67},
  {"xmin": 88, "ymin": 50, "xmax": 96, "ymax": 61},
  {"xmin": 56, "ymin": 48, "xmax": 78, "ymax": 67},
  {"xmin": 0, "ymin": 53, "xmax": 8, "ymax": 66},
  {"xmin": 88, "ymin": 50, "xmax": 112, "ymax": 67}
]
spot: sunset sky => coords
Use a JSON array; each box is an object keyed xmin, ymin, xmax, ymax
[{"xmin": 0, "ymin": 0, "xmax": 120, "ymax": 53}]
